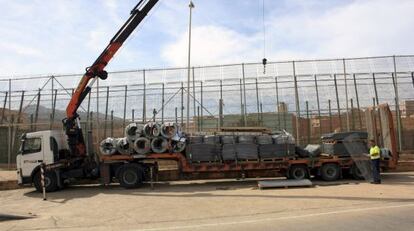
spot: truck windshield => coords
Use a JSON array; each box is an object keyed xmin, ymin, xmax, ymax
[{"xmin": 22, "ymin": 138, "xmax": 42, "ymax": 154}]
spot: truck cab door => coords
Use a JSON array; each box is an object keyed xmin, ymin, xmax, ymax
[{"xmin": 19, "ymin": 136, "xmax": 44, "ymax": 178}]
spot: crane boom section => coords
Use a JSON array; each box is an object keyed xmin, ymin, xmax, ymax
[
  {"xmin": 64, "ymin": 0, "xmax": 158, "ymax": 157},
  {"xmin": 66, "ymin": 0, "xmax": 158, "ymax": 119}
]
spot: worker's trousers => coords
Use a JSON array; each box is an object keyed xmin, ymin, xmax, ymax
[{"xmin": 371, "ymin": 159, "xmax": 381, "ymax": 183}]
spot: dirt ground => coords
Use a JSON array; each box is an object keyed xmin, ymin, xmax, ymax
[{"xmin": 0, "ymin": 172, "xmax": 413, "ymax": 231}]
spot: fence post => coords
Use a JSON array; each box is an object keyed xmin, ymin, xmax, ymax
[
  {"xmin": 17, "ymin": 91, "xmax": 24, "ymax": 124},
  {"xmin": 200, "ymin": 81, "xmax": 204, "ymax": 130},
  {"xmin": 123, "ymin": 85, "xmax": 127, "ymax": 130},
  {"xmin": 343, "ymin": 59, "xmax": 350, "ymax": 131},
  {"xmin": 8, "ymin": 79, "xmax": 11, "ymax": 117},
  {"xmin": 274, "ymin": 77, "xmax": 280, "ymax": 129},
  {"xmin": 411, "ymin": 71, "xmax": 414, "ymax": 88},
  {"xmin": 242, "ymin": 64, "xmax": 248, "ymax": 125},
  {"xmin": 34, "ymin": 89, "xmax": 41, "ymax": 131},
  {"xmin": 219, "ymin": 80, "xmax": 223, "ymax": 128},
  {"xmin": 392, "ymin": 55, "xmax": 402, "ymax": 151},
  {"xmin": 192, "ymin": 67, "xmax": 196, "ymax": 118},
  {"xmin": 306, "ymin": 101, "xmax": 310, "ymax": 144},
  {"xmin": 51, "ymin": 76, "xmax": 54, "ymax": 113},
  {"xmin": 197, "ymin": 106, "xmax": 200, "ymax": 132},
  {"xmin": 260, "ymin": 102, "xmax": 263, "ymax": 126},
  {"xmin": 333, "ymin": 74, "xmax": 342, "ymax": 131},
  {"xmin": 239, "ymin": 79, "xmax": 244, "ymax": 126},
  {"xmin": 350, "ymin": 98, "xmax": 355, "ymax": 130},
  {"xmin": 104, "ymin": 86, "xmax": 109, "ymax": 138},
  {"xmin": 96, "ymin": 79, "xmax": 100, "ymax": 143},
  {"xmin": 255, "ymin": 78, "xmax": 260, "ymax": 124},
  {"xmin": 8, "ymin": 115, "xmax": 14, "ymax": 169},
  {"xmin": 219, "ymin": 99, "xmax": 223, "ymax": 129},
  {"xmin": 313, "ymin": 75, "xmax": 322, "ymax": 137},
  {"xmin": 110, "ymin": 110, "xmax": 114, "ymax": 137},
  {"xmin": 161, "ymin": 83, "xmax": 165, "ymax": 123},
  {"xmin": 142, "ymin": 70, "xmax": 147, "ymax": 123},
  {"xmin": 328, "ymin": 99, "xmax": 333, "ymax": 132},
  {"xmin": 1, "ymin": 91, "xmax": 8, "ymax": 124},
  {"xmin": 51, "ymin": 89, "xmax": 57, "ymax": 129},
  {"xmin": 352, "ymin": 73, "xmax": 363, "ymax": 129},
  {"xmin": 372, "ymin": 73, "xmax": 379, "ymax": 105},
  {"xmin": 181, "ymin": 82, "xmax": 184, "ymax": 127},
  {"xmin": 292, "ymin": 61, "xmax": 301, "ymax": 144}
]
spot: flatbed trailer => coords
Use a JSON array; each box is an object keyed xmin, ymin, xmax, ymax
[{"xmin": 98, "ymin": 150, "xmax": 397, "ymax": 186}]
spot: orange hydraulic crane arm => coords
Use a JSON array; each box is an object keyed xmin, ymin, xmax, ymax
[{"xmin": 64, "ymin": 0, "xmax": 158, "ymax": 157}]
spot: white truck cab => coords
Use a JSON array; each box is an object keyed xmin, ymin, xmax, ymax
[{"xmin": 16, "ymin": 130, "xmax": 68, "ymax": 188}]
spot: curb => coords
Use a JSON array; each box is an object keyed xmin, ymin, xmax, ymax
[{"xmin": 0, "ymin": 180, "xmax": 19, "ymax": 190}]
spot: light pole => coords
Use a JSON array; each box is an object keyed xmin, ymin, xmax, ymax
[{"xmin": 186, "ymin": 1, "xmax": 195, "ymax": 132}]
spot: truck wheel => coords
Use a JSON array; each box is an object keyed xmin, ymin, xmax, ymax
[
  {"xmin": 33, "ymin": 170, "xmax": 59, "ymax": 192},
  {"xmin": 288, "ymin": 165, "xmax": 309, "ymax": 180},
  {"xmin": 117, "ymin": 164, "xmax": 143, "ymax": 189},
  {"xmin": 320, "ymin": 163, "xmax": 340, "ymax": 181},
  {"xmin": 350, "ymin": 163, "xmax": 365, "ymax": 180}
]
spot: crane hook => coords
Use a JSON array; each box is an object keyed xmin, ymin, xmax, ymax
[{"xmin": 262, "ymin": 58, "xmax": 267, "ymax": 74}]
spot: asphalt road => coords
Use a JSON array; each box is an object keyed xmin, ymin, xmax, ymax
[
  {"xmin": 0, "ymin": 172, "xmax": 413, "ymax": 231},
  {"xmin": 132, "ymin": 203, "xmax": 414, "ymax": 231}
]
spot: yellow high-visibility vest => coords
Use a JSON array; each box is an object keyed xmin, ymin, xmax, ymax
[{"xmin": 370, "ymin": 145, "xmax": 380, "ymax": 160}]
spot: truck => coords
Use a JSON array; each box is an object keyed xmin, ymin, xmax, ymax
[{"xmin": 15, "ymin": 0, "xmax": 399, "ymax": 192}]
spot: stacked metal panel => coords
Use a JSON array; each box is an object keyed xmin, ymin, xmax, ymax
[
  {"xmin": 187, "ymin": 143, "xmax": 221, "ymax": 162},
  {"xmin": 222, "ymin": 144, "xmax": 258, "ymax": 160},
  {"xmin": 321, "ymin": 131, "xmax": 368, "ymax": 156},
  {"xmin": 258, "ymin": 144, "xmax": 295, "ymax": 158}
]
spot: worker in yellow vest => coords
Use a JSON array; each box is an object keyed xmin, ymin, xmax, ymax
[{"xmin": 369, "ymin": 139, "xmax": 381, "ymax": 184}]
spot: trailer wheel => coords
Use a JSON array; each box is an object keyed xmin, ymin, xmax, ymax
[
  {"xmin": 117, "ymin": 164, "xmax": 143, "ymax": 189},
  {"xmin": 350, "ymin": 163, "xmax": 365, "ymax": 180},
  {"xmin": 320, "ymin": 163, "xmax": 340, "ymax": 181},
  {"xmin": 33, "ymin": 170, "xmax": 59, "ymax": 192},
  {"xmin": 288, "ymin": 165, "xmax": 309, "ymax": 180}
]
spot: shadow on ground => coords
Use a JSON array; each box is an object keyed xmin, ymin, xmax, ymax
[{"xmin": 23, "ymin": 172, "xmax": 414, "ymax": 204}]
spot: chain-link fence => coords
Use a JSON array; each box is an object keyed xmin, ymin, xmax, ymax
[{"xmin": 1, "ymin": 55, "xmax": 414, "ymax": 168}]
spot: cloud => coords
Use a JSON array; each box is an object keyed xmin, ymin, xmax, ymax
[
  {"xmin": 1, "ymin": 0, "xmax": 413, "ymax": 77},
  {"xmin": 161, "ymin": 25, "xmax": 262, "ymax": 67},
  {"xmin": 0, "ymin": 42, "xmax": 42, "ymax": 57},
  {"xmin": 161, "ymin": 0, "xmax": 414, "ymax": 66},
  {"xmin": 266, "ymin": 0, "xmax": 414, "ymax": 59}
]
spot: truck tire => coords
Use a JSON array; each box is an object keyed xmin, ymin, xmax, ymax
[
  {"xmin": 33, "ymin": 170, "xmax": 59, "ymax": 192},
  {"xmin": 320, "ymin": 163, "xmax": 340, "ymax": 181},
  {"xmin": 288, "ymin": 165, "xmax": 309, "ymax": 180},
  {"xmin": 350, "ymin": 163, "xmax": 365, "ymax": 180},
  {"xmin": 117, "ymin": 164, "xmax": 144, "ymax": 189}
]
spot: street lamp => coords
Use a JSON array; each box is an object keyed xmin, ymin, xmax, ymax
[{"xmin": 186, "ymin": 1, "xmax": 195, "ymax": 132}]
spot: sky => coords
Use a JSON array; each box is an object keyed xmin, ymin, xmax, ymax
[{"xmin": 1, "ymin": 0, "xmax": 414, "ymax": 77}]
